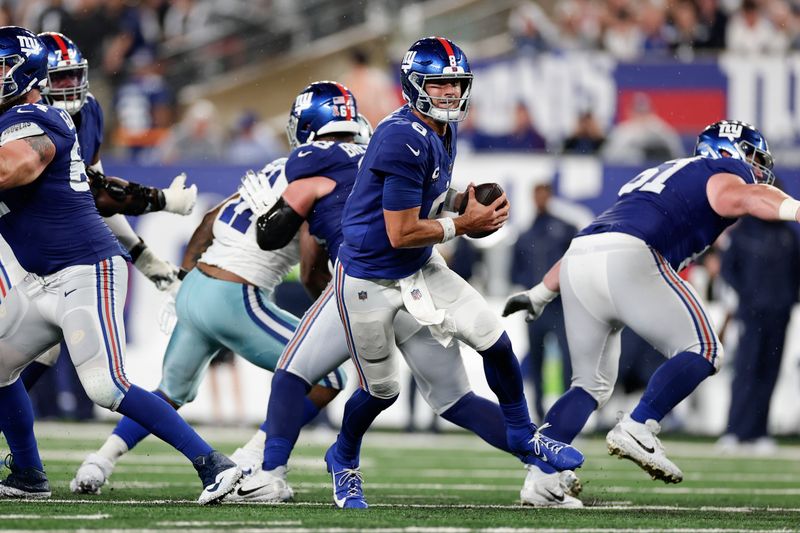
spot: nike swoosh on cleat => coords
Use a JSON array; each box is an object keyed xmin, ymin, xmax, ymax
[
  {"xmin": 236, "ymin": 485, "xmax": 264, "ymax": 497},
  {"xmin": 205, "ymin": 480, "xmax": 222, "ymax": 493},
  {"xmin": 625, "ymin": 431, "xmax": 655, "ymax": 454},
  {"xmin": 544, "ymin": 488, "xmax": 564, "ymax": 502}
]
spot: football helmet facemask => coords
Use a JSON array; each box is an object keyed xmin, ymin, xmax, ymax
[
  {"xmin": 38, "ymin": 32, "xmax": 89, "ymax": 115},
  {"xmin": 286, "ymin": 81, "xmax": 360, "ymax": 149},
  {"xmin": 0, "ymin": 26, "xmax": 48, "ymax": 107},
  {"xmin": 694, "ymin": 120, "xmax": 775, "ymax": 185},
  {"xmin": 400, "ymin": 36, "xmax": 472, "ymax": 124}
]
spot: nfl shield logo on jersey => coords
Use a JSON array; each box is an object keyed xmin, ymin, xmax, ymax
[
  {"xmin": 358, "ymin": 291, "xmax": 368, "ymax": 301},
  {"xmin": 411, "ymin": 288, "xmax": 422, "ymax": 301}
]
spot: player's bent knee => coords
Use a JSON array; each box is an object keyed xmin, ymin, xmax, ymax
[
  {"xmin": 368, "ymin": 379, "xmax": 400, "ymax": 399},
  {"xmin": 77, "ymin": 366, "xmax": 125, "ymax": 410},
  {"xmin": 572, "ymin": 380, "xmax": 613, "ymax": 408},
  {"xmin": 460, "ymin": 308, "xmax": 503, "ymax": 352}
]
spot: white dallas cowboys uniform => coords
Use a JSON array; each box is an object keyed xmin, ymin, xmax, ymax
[{"xmin": 158, "ymin": 159, "xmax": 345, "ymax": 406}]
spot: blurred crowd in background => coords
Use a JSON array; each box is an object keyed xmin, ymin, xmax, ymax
[{"xmin": 0, "ymin": 0, "xmax": 797, "ymax": 163}]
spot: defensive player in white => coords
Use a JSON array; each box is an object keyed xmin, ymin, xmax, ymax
[
  {"xmin": 0, "ymin": 27, "xmax": 240, "ymax": 504},
  {"xmin": 232, "ymin": 82, "xmax": 574, "ymax": 505},
  {"xmin": 326, "ymin": 37, "xmax": 583, "ymax": 509},
  {"xmin": 504, "ymin": 120, "xmax": 797, "ymax": 505},
  {"xmin": 8, "ymin": 31, "xmax": 196, "ymax": 390},
  {"xmin": 69, "ymin": 157, "xmax": 346, "ymax": 495}
]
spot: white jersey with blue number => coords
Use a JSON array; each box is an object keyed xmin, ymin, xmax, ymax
[{"xmin": 199, "ymin": 158, "xmax": 300, "ymax": 291}]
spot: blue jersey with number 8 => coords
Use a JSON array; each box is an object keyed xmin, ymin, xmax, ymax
[
  {"xmin": 0, "ymin": 102, "xmax": 125, "ymax": 275},
  {"xmin": 578, "ymin": 156, "xmax": 755, "ymax": 271}
]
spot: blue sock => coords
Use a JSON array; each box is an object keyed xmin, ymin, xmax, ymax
[
  {"xmin": 263, "ymin": 370, "xmax": 312, "ymax": 470},
  {"xmin": 116, "ymin": 385, "xmax": 212, "ymax": 461},
  {"xmin": 441, "ymin": 392, "xmax": 510, "ymax": 453},
  {"xmin": 113, "ymin": 390, "xmax": 176, "ymax": 450},
  {"xmin": 631, "ymin": 351, "xmax": 714, "ymax": 423},
  {"xmin": 0, "ymin": 381, "xmax": 43, "ymax": 470},
  {"xmin": 335, "ymin": 388, "xmax": 397, "ymax": 466},
  {"xmin": 543, "ymin": 387, "xmax": 598, "ymax": 443},
  {"xmin": 479, "ymin": 333, "xmax": 530, "ymax": 427},
  {"xmin": 20, "ymin": 362, "xmax": 50, "ymax": 391}
]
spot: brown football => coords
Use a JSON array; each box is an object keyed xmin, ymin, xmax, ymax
[{"xmin": 458, "ymin": 183, "xmax": 506, "ymax": 238}]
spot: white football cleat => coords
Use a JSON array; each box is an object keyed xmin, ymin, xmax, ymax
[
  {"xmin": 230, "ymin": 447, "xmax": 263, "ymax": 478},
  {"xmin": 69, "ymin": 453, "xmax": 115, "ymax": 495},
  {"xmin": 559, "ymin": 469, "xmax": 582, "ymax": 498},
  {"xmin": 606, "ymin": 412, "xmax": 683, "ymax": 484},
  {"xmin": 223, "ymin": 465, "xmax": 293, "ymax": 502},
  {"xmin": 520, "ymin": 465, "xmax": 583, "ymax": 508}
]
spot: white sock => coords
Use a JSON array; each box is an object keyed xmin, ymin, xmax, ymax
[
  {"xmin": 97, "ymin": 434, "xmax": 129, "ymax": 463},
  {"xmin": 242, "ymin": 429, "xmax": 266, "ymax": 453}
]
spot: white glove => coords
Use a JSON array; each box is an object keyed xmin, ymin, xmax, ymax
[
  {"xmin": 133, "ymin": 246, "xmax": 179, "ymax": 291},
  {"xmin": 238, "ymin": 170, "xmax": 278, "ymax": 216},
  {"xmin": 502, "ymin": 282, "xmax": 559, "ymax": 322},
  {"xmin": 162, "ymin": 173, "xmax": 197, "ymax": 215},
  {"xmin": 158, "ymin": 280, "xmax": 181, "ymax": 335}
]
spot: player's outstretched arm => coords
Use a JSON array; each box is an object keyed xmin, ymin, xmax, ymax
[
  {"xmin": 105, "ymin": 214, "xmax": 178, "ymax": 291},
  {"xmin": 502, "ymin": 260, "xmax": 562, "ymax": 321},
  {"xmin": 89, "ymin": 168, "xmax": 197, "ymax": 217},
  {"xmin": 707, "ymin": 172, "xmax": 800, "ymax": 222},
  {"xmin": 0, "ymin": 135, "xmax": 55, "ymax": 190}
]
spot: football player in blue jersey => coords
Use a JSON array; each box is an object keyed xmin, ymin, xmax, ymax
[
  {"xmin": 238, "ymin": 81, "xmax": 574, "ymax": 505},
  {"xmin": 8, "ymin": 32, "xmax": 197, "ymax": 390},
  {"xmin": 303, "ymin": 37, "xmax": 583, "ymax": 509},
  {"xmin": 0, "ymin": 27, "xmax": 240, "ymax": 503},
  {"xmin": 503, "ymin": 119, "xmax": 799, "ymax": 505}
]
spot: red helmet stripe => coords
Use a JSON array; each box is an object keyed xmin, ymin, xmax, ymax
[
  {"xmin": 436, "ymin": 37, "xmax": 456, "ymax": 65},
  {"xmin": 51, "ymin": 33, "xmax": 71, "ymax": 64},
  {"xmin": 333, "ymin": 82, "xmax": 352, "ymax": 121}
]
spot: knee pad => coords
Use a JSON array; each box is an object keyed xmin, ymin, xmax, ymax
[
  {"xmin": 77, "ymin": 365, "xmax": 125, "ymax": 410},
  {"xmin": 454, "ymin": 304, "xmax": 503, "ymax": 352},
  {"xmin": 367, "ymin": 378, "xmax": 400, "ymax": 399},
  {"xmin": 62, "ymin": 309, "xmax": 102, "ymax": 367}
]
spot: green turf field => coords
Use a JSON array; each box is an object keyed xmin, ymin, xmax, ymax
[{"xmin": 2, "ymin": 422, "xmax": 799, "ymax": 531}]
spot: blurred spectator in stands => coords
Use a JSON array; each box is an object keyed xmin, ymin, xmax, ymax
[
  {"xmin": 667, "ymin": 0, "xmax": 702, "ymax": 61},
  {"xmin": 695, "ymin": 0, "xmax": 728, "ymax": 50},
  {"xmin": 726, "ymin": 0, "xmax": 788, "ymax": 54},
  {"xmin": 35, "ymin": 0, "xmax": 72, "ymax": 33},
  {"xmin": 511, "ymin": 183, "xmax": 576, "ymax": 422},
  {"xmin": 339, "ymin": 49, "xmax": 402, "ymax": 128},
  {"xmin": 602, "ymin": 92, "xmax": 684, "ymax": 163},
  {"xmin": 102, "ymin": 0, "xmax": 165, "ymax": 82},
  {"xmin": 158, "ymin": 99, "xmax": 225, "ymax": 163},
  {"xmin": 226, "ymin": 110, "xmax": 283, "ymax": 165},
  {"xmin": 563, "ymin": 110, "xmax": 605, "ymax": 154},
  {"xmin": 466, "ymin": 102, "xmax": 546, "ymax": 152},
  {"xmin": 553, "ymin": 0, "xmax": 602, "ymax": 51},
  {"xmin": 639, "ymin": 0, "xmax": 670, "ymax": 56},
  {"xmin": 0, "ymin": 5, "xmax": 12, "ymax": 26},
  {"xmin": 163, "ymin": 0, "xmax": 212, "ymax": 45},
  {"xmin": 717, "ymin": 203, "xmax": 800, "ymax": 454},
  {"xmin": 508, "ymin": 1, "xmax": 558, "ymax": 55},
  {"xmin": 113, "ymin": 50, "xmax": 174, "ymax": 161},
  {"xmin": 602, "ymin": 5, "xmax": 643, "ymax": 60},
  {"xmin": 59, "ymin": 0, "xmax": 117, "ymax": 68}
]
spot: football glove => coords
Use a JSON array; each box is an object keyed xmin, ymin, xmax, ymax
[
  {"xmin": 161, "ymin": 173, "xmax": 197, "ymax": 215},
  {"xmin": 133, "ymin": 246, "xmax": 179, "ymax": 291},
  {"xmin": 238, "ymin": 170, "xmax": 278, "ymax": 216},
  {"xmin": 502, "ymin": 282, "xmax": 559, "ymax": 322}
]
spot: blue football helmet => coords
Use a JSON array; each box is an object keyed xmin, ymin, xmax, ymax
[
  {"xmin": 694, "ymin": 120, "xmax": 775, "ymax": 185},
  {"xmin": 0, "ymin": 26, "xmax": 48, "ymax": 107},
  {"xmin": 286, "ymin": 81, "xmax": 360, "ymax": 149},
  {"xmin": 38, "ymin": 32, "xmax": 89, "ymax": 115},
  {"xmin": 400, "ymin": 36, "xmax": 472, "ymax": 123}
]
